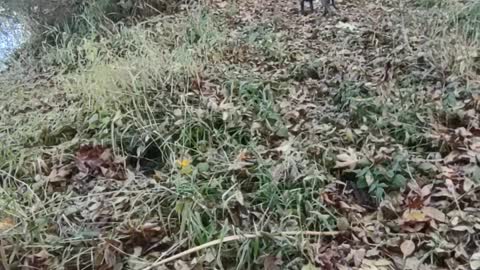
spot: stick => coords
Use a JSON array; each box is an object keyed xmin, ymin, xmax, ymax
[{"xmin": 144, "ymin": 230, "xmax": 342, "ymax": 269}]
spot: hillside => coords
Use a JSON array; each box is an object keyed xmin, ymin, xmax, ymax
[{"xmin": 0, "ymin": 0, "xmax": 479, "ymax": 269}]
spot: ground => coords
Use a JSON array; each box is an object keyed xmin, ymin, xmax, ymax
[{"xmin": 0, "ymin": 0, "xmax": 480, "ymax": 269}]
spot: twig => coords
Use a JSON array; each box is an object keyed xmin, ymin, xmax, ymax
[{"xmin": 144, "ymin": 230, "xmax": 342, "ymax": 269}]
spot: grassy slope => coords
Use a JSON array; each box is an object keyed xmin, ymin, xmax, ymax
[{"xmin": 1, "ymin": 0, "xmax": 480, "ymax": 269}]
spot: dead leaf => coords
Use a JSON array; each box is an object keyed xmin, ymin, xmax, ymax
[
  {"xmin": 402, "ymin": 209, "xmax": 428, "ymax": 222},
  {"xmin": 74, "ymin": 144, "xmax": 126, "ymax": 180},
  {"xmin": 47, "ymin": 165, "xmax": 73, "ymax": 182},
  {"xmin": 0, "ymin": 217, "xmax": 15, "ymax": 232},
  {"xmin": 452, "ymin": 225, "xmax": 475, "ymax": 233},
  {"xmin": 400, "ymin": 240, "xmax": 415, "ymax": 257},
  {"xmin": 228, "ymin": 149, "xmax": 256, "ymax": 170},
  {"xmin": 471, "ymin": 252, "xmax": 480, "ymax": 270},
  {"xmin": 301, "ymin": 263, "xmax": 319, "ymax": 270},
  {"xmin": 336, "ymin": 22, "xmax": 357, "ymax": 31},
  {"xmin": 336, "ymin": 217, "xmax": 350, "ymax": 231},
  {"xmin": 23, "ymin": 249, "xmax": 51, "ymax": 270},
  {"xmin": 174, "ymin": 260, "xmax": 190, "ymax": 270},
  {"xmin": 352, "ymin": 248, "xmax": 366, "ymax": 266},
  {"xmin": 263, "ymin": 255, "xmax": 281, "ymax": 270},
  {"xmin": 361, "ymin": 258, "xmax": 392, "ymax": 270},
  {"xmin": 335, "ymin": 148, "xmax": 359, "ymax": 170},
  {"xmin": 422, "ymin": 207, "xmax": 446, "ymax": 223},
  {"xmin": 401, "ymin": 209, "xmax": 429, "ymax": 232}
]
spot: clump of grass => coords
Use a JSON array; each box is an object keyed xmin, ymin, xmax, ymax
[
  {"xmin": 414, "ymin": 0, "xmax": 448, "ymax": 9},
  {"xmin": 0, "ymin": 2, "xmax": 338, "ymax": 267},
  {"xmin": 2, "ymin": 0, "xmax": 479, "ymax": 268},
  {"xmin": 452, "ymin": 1, "xmax": 480, "ymax": 40}
]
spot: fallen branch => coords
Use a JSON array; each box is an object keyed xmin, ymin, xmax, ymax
[{"xmin": 145, "ymin": 230, "xmax": 343, "ymax": 269}]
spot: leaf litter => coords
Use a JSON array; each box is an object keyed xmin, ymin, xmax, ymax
[{"xmin": 1, "ymin": 0, "xmax": 480, "ymax": 268}]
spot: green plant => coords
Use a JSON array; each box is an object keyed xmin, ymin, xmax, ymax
[{"xmin": 355, "ymin": 150, "xmax": 410, "ymax": 200}]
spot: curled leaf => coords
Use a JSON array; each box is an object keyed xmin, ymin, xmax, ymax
[{"xmin": 334, "ymin": 148, "xmax": 358, "ymax": 170}]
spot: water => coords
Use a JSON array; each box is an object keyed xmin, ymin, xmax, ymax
[{"xmin": 0, "ymin": 8, "xmax": 28, "ymax": 70}]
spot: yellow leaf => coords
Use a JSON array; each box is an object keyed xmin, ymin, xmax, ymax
[
  {"xmin": 402, "ymin": 209, "xmax": 427, "ymax": 222},
  {"xmin": 301, "ymin": 263, "xmax": 319, "ymax": 270}
]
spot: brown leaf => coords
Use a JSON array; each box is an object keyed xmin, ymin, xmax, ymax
[
  {"xmin": 351, "ymin": 248, "xmax": 366, "ymax": 267},
  {"xmin": 74, "ymin": 144, "xmax": 126, "ymax": 180},
  {"xmin": 23, "ymin": 249, "xmax": 51, "ymax": 270},
  {"xmin": 400, "ymin": 209, "xmax": 428, "ymax": 232},
  {"xmin": 402, "ymin": 209, "xmax": 428, "ymax": 223},
  {"xmin": 400, "ymin": 240, "xmax": 415, "ymax": 257},
  {"xmin": 47, "ymin": 165, "xmax": 73, "ymax": 182},
  {"xmin": 263, "ymin": 255, "xmax": 281, "ymax": 270},
  {"xmin": 0, "ymin": 217, "xmax": 15, "ymax": 232},
  {"xmin": 117, "ymin": 222, "xmax": 166, "ymax": 254}
]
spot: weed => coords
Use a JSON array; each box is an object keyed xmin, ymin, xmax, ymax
[
  {"xmin": 453, "ymin": 1, "xmax": 480, "ymax": 40},
  {"xmin": 355, "ymin": 150, "xmax": 410, "ymax": 200}
]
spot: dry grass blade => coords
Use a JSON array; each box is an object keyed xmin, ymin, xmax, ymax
[{"xmin": 145, "ymin": 231, "xmax": 343, "ymax": 269}]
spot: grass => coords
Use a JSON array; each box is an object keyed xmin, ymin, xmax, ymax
[{"xmin": 1, "ymin": 0, "xmax": 480, "ymax": 268}]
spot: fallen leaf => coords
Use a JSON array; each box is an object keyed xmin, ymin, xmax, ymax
[
  {"xmin": 464, "ymin": 178, "xmax": 474, "ymax": 192},
  {"xmin": 336, "ymin": 217, "xmax": 350, "ymax": 231},
  {"xmin": 301, "ymin": 263, "xmax": 319, "ymax": 270},
  {"xmin": 174, "ymin": 260, "xmax": 190, "ymax": 270},
  {"xmin": 452, "ymin": 225, "xmax": 475, "ymax": 233},
  {"xmin": 352, "ymin": 248, "xmax": 366, "ymax": 266},
  {"xmin": 263, "ymin": 255, "xmax": 281, "ymax": 270},
  {"xmin": 422, "ymin": 207, "xmax": 446, "ymax": 223},
  {"xmin": 47, "ymin": 165, "xmax": 73, "ymax": 183},
  {"xmin": 404, "ymin": 257, "xmax": 421, "ymax": 270},
  {"xmin": 335, "ymin": 148, "xmax": 358, "ymax": 170},
  {"xmin": 401, "ymin": 209, "xmax": 429, "ymax": 232},
  {"xmin": 336, "ymin": 22, "xmax": 357, "ymax": 31},
  {"xmin": 471, "ymin": 252, "xmax": 480, "ymax": 270},
  {"xmin": 74, "ymin": 144, "xmax": 126, "ymax": 180},
  {"xmin": 400, "ymin": 240, "xmax": 415, "ymax": 257},
  {"xmin": 0, "ymin": 217, "xmax": 15, "ymax": 232},
  {"xmin": 23, "ymin": 249, "xmax": 51, "ymax": 270},
  {"xmin": 228, "ymin": 149, "xmax": 256, "ymax": 170},
  {"xmin": 402, "ymin": 209, "xmax": 428, "ymax": 222}
]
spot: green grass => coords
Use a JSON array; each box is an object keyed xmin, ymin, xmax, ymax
[
  {"xmin": 414, "ymin": 0, "xmax": 448, "ymax": 9},
  {"xmin": 454, "ymin": 1, "xmax": 480, "ymax": 40},
  {"xmin": 1, "ymin": 0, "xmax": 480, "ymax": 268}
]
